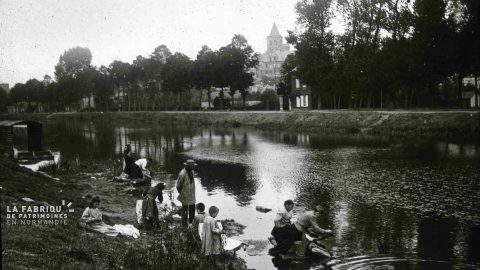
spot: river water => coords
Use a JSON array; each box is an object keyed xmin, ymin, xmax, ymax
[{"xmin": 42, "ymin": 119, "xmax": 480, "ymax": 270}]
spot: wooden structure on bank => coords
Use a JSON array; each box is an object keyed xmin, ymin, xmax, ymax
[{"xmin": 0, "ymin": 120, "xmax": 54, "ymax": 164}]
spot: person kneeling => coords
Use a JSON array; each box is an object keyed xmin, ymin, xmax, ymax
[
  {"xmin": 284, "ymin": 205, "xmax": 332, "ymax": 256},
  {"xmin": 268, "ymin": 200, "xmax": 294, "ymax": 256}
]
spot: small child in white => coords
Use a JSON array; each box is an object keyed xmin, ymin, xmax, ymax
[{"xmin": 201, "ymin": 206, "xmax": 223, "ymax": 256}]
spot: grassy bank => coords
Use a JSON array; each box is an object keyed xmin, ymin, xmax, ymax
[
  {"xmin": 0, "ymin": 147, "xmax": 247, "ymax": 270},
  {"xmin": 4, "ymin": 110, "xmax": 479, "ymax": 141}
]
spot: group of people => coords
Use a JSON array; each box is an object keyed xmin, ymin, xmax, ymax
[
  {"xmin": 191, "ymin": 202, "xmax": 225, "ymax": 257},
  {"xmin": 87, "ymin": 144, "xmax": 331, "ymax": 258},
  {"xmin": 268, "ymin": 201, "xmax": 332, "ymax": 256},
  {"xmin": 134, "ymin": 154, "xmax": 225, "ymax": 257}
]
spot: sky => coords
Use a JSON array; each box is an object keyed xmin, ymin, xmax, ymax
[{"xmin": 0, "ymin": 0, "xmax": 300, "ymax": 86}]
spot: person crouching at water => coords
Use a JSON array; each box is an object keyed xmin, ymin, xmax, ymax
[
  {"xmin": 268, "ymin": 200, "xmax": 294, "ymax": 256},
  {"xmin": 135, "ymin": 157, "xmax": 153, "ymax": 180},
  {"xmin": 286, "ymin": 205, "xmax": 332, "ymax": 251},
  {"xmin": 201, "ymin": 206, "xmax": 223, "ymax": 257},
  {"xmin": 176, "ymin": 159, "xmax": 197, "ymax": 225},
  {"xmin": 141, "ymin": 182, "xmax": 165, "ymax": 229},
  {"xmin": 123, "ymin": 144, "xmax": 143, "ymax": 179},
  {"xmin": 81, "ymin": 196, "xmax": 104, "ymax": 226}
]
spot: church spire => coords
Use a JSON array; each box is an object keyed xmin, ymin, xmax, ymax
[{"xmin": 269, "ymin": 23, "xmax": 281, "ymax": 37}]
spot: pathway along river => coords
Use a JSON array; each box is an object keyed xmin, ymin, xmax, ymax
[{"xmin": 41, "ymin": 119, "xmax": 479, "ymax": 270}]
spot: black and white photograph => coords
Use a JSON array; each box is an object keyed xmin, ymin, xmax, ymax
[{"xmin": 1, "ymin": 0, "xmax": 479, "ymax": 269}]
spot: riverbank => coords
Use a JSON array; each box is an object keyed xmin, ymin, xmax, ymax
[
  {"xmin": 2, "ymin": 110, "xmax": 479, "ymax": 141},
  {"xmin": 0, "ymin": 147, "xmax": 248, "ymax": 270}
]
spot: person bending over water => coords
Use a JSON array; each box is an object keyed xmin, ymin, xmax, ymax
[
  {"xmin": 122, "ymin": 144, "xmax": 144, "ymax": 179},
  {"xmin": 141, "ymin": 182, "xmax": 165, "ymax": 229},
  {"xmin": 271, "ymin": 205, "xmax": 332, "ymax": 256}
]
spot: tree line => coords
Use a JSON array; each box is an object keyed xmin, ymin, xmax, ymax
[
  {"xmin": 5, "ymin": 34, "xmax": 258, "ymax": 112},
  {"xmin": 280, "ymin": 0, "xmax": 479, "ymax": 109}
]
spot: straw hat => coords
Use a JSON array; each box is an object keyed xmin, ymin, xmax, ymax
[{"xmin": 184, "ymin": 159, "xmax": 198, "ymax": 167}]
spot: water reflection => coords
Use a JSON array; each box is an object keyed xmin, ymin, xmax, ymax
[{"xmin": 42, "ymin": 120, "xmax": 480, "ymax": 270}]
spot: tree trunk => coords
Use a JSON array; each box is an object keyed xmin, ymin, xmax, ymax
[
  {"xmin": 457, "ymin": 75, "xmax": 463, "ymax": 107},
  {"xmin": 199, "ymin": 88, "xmax": 203, "ymax": 111},
  {"xmin": 128, "ymin": 87, "xmax": 131, "ymax": 111},
  {"xmin": 188, "ymin": 88, "xmax": 192, "ymax": 111},
  {"xmin": 392, "ymin": 0, "xmax": 400, "ymax": 41},
  {"xmin": 207, "ymin": 88, "xmax": 211, "ymax": 110},
  {"xmin": 428, "ymin": 81, "xmax": 434, "ymax": 107},
  {"xmin": 220, "ymin": 88, "xmax": 224, "ymax": 110},
  {"xmin": 381, "ymin": 89, "xmax": 383, "ymax": 109},
  {"xmin": 365, "ymin": 93, "xmax": 372, "ymax": 109},
  {"xmin": 178, "ymin": 91, "xmax": 182, "ymax": 111},
  {"xmin": 475, "ymin": 74, "xmax": 479, "ymax": 108},
  {"xmin": 242, "ymin": 93, "xmax": 246, "ymax": 111}
]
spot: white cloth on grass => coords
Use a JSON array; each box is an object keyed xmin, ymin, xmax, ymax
[{"xmin": 113, "ymin": 224, "xmax": 140, "ymax": 239}]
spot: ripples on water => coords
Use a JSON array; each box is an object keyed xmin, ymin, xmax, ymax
[{"xmin": 43, "ymin": 120, "xmax": 480, "ymax": 270}]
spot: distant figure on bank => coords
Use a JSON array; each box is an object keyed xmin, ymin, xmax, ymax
[
  {"xmin": 141, "ymin": 182, "xmax": 165, "ymax": 229},
  {"xmin": 201, "ymin": 206, "xmax": 223, "ymax": 256},
  {"xmin": 176, "ymin": 159, "xmax": 197, "ymax": 225},
  {"xmin": 268, "ymin": 200, "xmax": 294, "ymax": 256},
  {"xmin": 123, "ymin": 144, "xmax": 143, "ymax": 179},
  {"xmin": 285, "ymin": 205, "xmax": 332, "ymax": 252},
  {"xmin": 192, "ymin": 202, "xmax": 206, "ymax": 241},
  {"xmin": 81, "ymin": 196, "xmax": 104, "ymax": 226}
]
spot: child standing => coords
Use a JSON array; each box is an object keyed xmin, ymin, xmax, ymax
[
  {"xmin": 201, "ymin": 206, "xmax": 223, "ymax": 256},
  {"xmin": 192, "ymin": 203, "xmax": 206, "ymax": 241}
]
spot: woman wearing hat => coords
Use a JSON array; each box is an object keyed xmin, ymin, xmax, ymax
[
  {"xmin": 141, "ymin": 182, "xmax": 166, "ymax": 229},
  {"xmin": 176, "ymin": 159, "xmax": 198, "ymax": 225}
]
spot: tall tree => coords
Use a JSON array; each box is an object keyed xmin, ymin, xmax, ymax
[
  {"xmin": 216, "ymin": 35, "xmax": 258, "ymax": 110},
  {"xmin": 54, "ymin": 47, "xmax": 93, "ymax": 110},
  {"xmin": 162, "ymin": 53, "xmax": 193, "ymax": 110},
  {"xmin": 412, "ymin": 0, "xmax": 455, "ymax": 106},
  {"xmin": 54, "ymin": 47, "xmax": 93, "ymax": 80},
  {"xmin": 193, "ymin": 45, "xmax": 216, "ymax": 109}
]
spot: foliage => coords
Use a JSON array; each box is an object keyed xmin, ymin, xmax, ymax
[
  {"xmin": 7, "ymin": 34, "xmax": 261, "ymax": 112},
  {"xmin": 283, "ymin": 0, "xmax": 480, "ymax": 109},
  {"xmin": 0, "ymin": 87, "xmax": 8, "ymax": 112}
]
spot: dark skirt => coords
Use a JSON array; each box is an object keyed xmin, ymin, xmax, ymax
[
  {"xmin": 269, "ymin": 224, "xmax": 303, "ymax": 256},
  {"xmin": 142, "ymin": 195, "xmax": 159, "ymax": 223},
  {"xmin": 124, "ymin": 156, "xmax": 143, "ymax": 178}
]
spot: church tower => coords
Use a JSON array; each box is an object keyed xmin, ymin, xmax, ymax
[{"xmin": 267, "ymin": 23, "xmax": 283, "ymax": 52}]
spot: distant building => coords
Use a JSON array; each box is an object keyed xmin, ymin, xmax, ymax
[
  {"xmin": 462, "ymin": 77, "xmax": 479, "ymax": 108},
  {"xmin": 0, "ymin": 83, "xmax": 10, "ymax": 94},
  {"xmin": 278, "ymin": 69, "xmax": 312, "ymax": 111},
  {"xmin": 255, "ymin": 23, "xmax": 292, "ymax": 92},
  {"xmin": 290, "ymin": 74, "xmax": 312, "ymax": 110}
]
